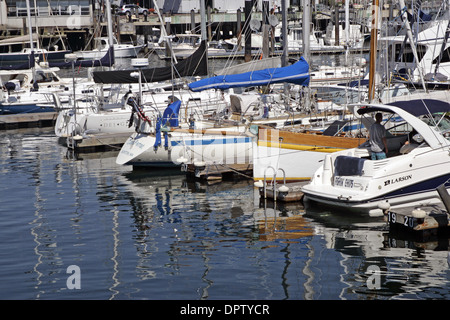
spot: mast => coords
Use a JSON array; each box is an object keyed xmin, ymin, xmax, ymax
[
  {"xmin": 281, "ymin": 0, "xmax": 287, "ymax": 67},
  {"xmin": 25, "ymin": 0, "xmax": 37, "ymax": 89},
  {"xmin": 105, "ymin": 0, "xmax": 114, "ymax": 69},
  {"xmin": 302, "ymin": 0, "xmax": 310, "ymax": 110},
  {"xmin": 368, "ymin": 0, "xmax": 379, "ymax": 102},
  {"xmin": 152, "ymin": 0, "xmax": 177, "ymax": 63},
  {"xmin": 398, "ymin": 0, "xmax": 427, "ymax": 92}
]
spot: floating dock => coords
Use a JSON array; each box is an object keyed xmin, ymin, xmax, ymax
[
  {"xmin": 384, "ymin": 185, "xmax": 450, "ymax": 241},
  {"xmin": 256, "ymin": 181, "xmax": 308, "ymax": 202},
  {"xmin": 184, "ymin": 163, "xmax": 253, "ymax": 181},
  {"xmin": 62, "ymin": 132, "xmax": 131, "ymax": 152},
  {"xmin": 386, "ymin": 205, "xmax": 450, "ymax": 241},
  {"xmin": 0, "ymin": 112, "xmax": 57, "ymax": 130}
]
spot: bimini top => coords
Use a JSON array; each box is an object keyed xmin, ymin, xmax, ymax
[
  {"xmin": 355, "ymin": 99, "xmax": 450, "ymax": 150},
  {"xmin": 188, "ymin": 57, "xmax": 310, "ymax": 92},
  {"xmin": 356, "ymin": 99, "xmax": 450, "ymax": 116}
]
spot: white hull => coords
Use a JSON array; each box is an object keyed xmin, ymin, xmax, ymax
[
  {"xmin": 252, "ymin": 144, "xmax": 329, "ymax": 181},
  {"xmin": 116, "ymin": 128, "xmax": 253, "ymax": 167},
  {"xmin": 76, "ymin": 45, "xmax": 144, "ymax": 59}
]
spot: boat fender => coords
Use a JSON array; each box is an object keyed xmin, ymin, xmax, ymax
[
  {"xmin": 411, "ymin": 208, "xmax": 427, "ymax": 219},
  {"xmin": 194, "ymin": 161, "xmax": 206, "ymax": 167},
  {"xmin": 73, "ymin": 135, "xmax": 83, "ymax": 141},
  {"xmin": 278, "ymin": 185, "xmax": 289, "ymax": 192},
  {"xmin": 254, "ymin": 180, "xmax": 264, "ymax": 188},
  {"xmin": 377, "ymin": 202, "xmax": 390, "ymax": 211},
  {"xmin": 176, "ymin": 157, "xmax": 188, "ymax": 164}
]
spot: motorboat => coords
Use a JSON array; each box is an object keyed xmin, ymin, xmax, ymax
[
  {"xmin": 0, "ymin": 64, "xmax": 75, "ymax": 114},
  {"xmin": 301, "ymin": 98, "xmax": 450, "ymax": 217}
]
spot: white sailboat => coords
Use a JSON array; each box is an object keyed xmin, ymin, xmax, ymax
[{"xmin": 75, "ymin": 37, "xmax": 145, "ymax": 60}]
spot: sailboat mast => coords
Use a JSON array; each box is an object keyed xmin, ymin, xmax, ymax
[
  {"xmin": 398, "ymin": 0, "xmax": 427, "ymax": 92},
  {"xmin": 105, "ymin": 0, "xmax": 114, "ymax": 68},
  {"xmin": 302, "ymin": 0, "xmax": 310, "ymax": 110},
  {"xmin": 25, "ymin": 0, "xmax": 36, "ymax": 88},
  {"xmin": 152, "ymin": 0, "xmax": 177, "ymax": 64},
  {"xmin": 368, "ymin": 0, "xmax": 379, "ymax": 102},
  {"xmin": 281, "ymin": 0, "xmax": 287, "ymax": 67}
]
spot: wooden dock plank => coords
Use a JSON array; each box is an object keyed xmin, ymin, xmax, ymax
[
  {"xmin": 258, "ymin": 181, "xmax": 308, "ymax": 202},
  {"xmin": 185, "ymin": 163, "xmax": 253, "ymax": 180},
  {"xmin": 66, "ymin": 132, "xmax": 131, "ymax": 152},
  {"xmin": 0, "ymin": 112, "xmax": 57, "ymax": 130}
]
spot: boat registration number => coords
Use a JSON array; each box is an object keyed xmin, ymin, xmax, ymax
[
  {"xmin": 387, "ymin": 211, "xmax": 415, "ymax": 228},
  {"xmin": 334, "ymin": 176, "xmax": 354, "ymax": 188}
]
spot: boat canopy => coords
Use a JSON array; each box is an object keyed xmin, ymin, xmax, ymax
[
  {"xmin": 355, "ymin": 100, "xmax": 450, "ymax": 150},
  {"xmin": 92, "ymin": 40, "xmax": 208, "ymax": 84},
  {"xmin": 188, "ymin": 57, "xmax": 310, "ymax": 92},
  {"xmin": 356, "ymin": 99, "xmax": 450, "ymax": 117}
]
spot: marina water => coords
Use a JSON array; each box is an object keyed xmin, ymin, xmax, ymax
[
  {"xmin": 1, "ymin": 127, "xmax": 449, "ymax": 300},
  {"xmin": 1, "ymin": 55, "xmax": 449, "ymax": 300}
]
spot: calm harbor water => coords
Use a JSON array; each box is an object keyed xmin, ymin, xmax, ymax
[{"xmin": 0, "ymin": 127, "xmax": 449, "ymax": 300}]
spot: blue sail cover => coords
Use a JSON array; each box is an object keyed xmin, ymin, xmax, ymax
[{"xmin": 188, "ymin": 57, "xmax": 310, "ymax": 92}]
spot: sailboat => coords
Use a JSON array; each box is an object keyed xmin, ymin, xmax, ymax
[
  {"xmin": 114, "ymin": 58, "xmax": 324, "ymax": 169},
  {"xmin": 379, "ymin": 1, "xmax": 450, "ymax": 90},
  {"xmin": 0, "ymin": 34, "xmax": 71, "ymax": 67},
  {"xmin": 74, "ymin": 36, "xmax": 145, "ymax": 60}
]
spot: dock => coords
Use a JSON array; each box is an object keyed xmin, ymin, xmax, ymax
[
  {"xmin": 386, "ymin": 205, "xmax": 450, "ymax": 241},
  {"xmin": 184, "ymin": 163, "xmax": 253, "ymax": 181},
  {"xmin": 0, "ymin": 112, "xmax": 57, "ymax": 130},
  {"xmin": 62, "ymin": 132, "xmax": 131, "ymax": 152},
  {"xmin": 256, "ymin": 181, "xmax": 308, "ymax": 202},
  {"xmin": 384, "ymin": 184, "xmax": 450, "ymax": 241}
]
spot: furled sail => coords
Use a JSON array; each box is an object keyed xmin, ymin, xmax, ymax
[{"xmin": 47, "ymin": 46, "xmax": 114, "ymax": 68}]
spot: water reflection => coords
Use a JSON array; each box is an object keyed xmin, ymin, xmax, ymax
[{"xmin": 0, "ymin": 129, "xmax": 449, "ymax": 299}]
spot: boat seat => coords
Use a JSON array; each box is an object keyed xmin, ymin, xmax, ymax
[
  {"xmin": 334, "ymin": 155, "xmax": 366, "ymax": 176},
  {"xmin": 399, "ymin": 142, "xmax": 419, "ymax": 154}
]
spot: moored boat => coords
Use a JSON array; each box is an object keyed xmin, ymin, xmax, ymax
[{"xmin": 301, "ymin": 99, "xmax": 450, "ymax": 217}]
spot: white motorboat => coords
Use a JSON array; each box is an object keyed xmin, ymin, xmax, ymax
[
  {"xmin": 301, "ymin": 98, "xmax": 450, "ymax": 217},
  {"xmin": 0, "ymin": 63, "xmax": 87, "ymax": 114}
]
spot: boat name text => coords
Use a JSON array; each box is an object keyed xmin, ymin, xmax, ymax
[{"xmin": 384, "ymin": 174, "xmax": 412, "ymax": 186}]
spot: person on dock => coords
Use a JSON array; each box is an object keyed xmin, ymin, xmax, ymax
[{"xmin": 369, "ymin": 112, "xmax": 388, "ymax": 160}]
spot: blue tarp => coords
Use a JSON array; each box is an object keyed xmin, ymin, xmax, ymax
[{"xmin": 188, "ymin": 57, "xmax": 310, "ymax": 92}]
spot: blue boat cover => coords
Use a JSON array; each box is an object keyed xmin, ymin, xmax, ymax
[
  {"xmin": 162, "ymin": 100, "xmax": 182, "ymax": 127},
  {"xmin": 188, "ymin": 57, "xmax": 310, "ymax": 92}
]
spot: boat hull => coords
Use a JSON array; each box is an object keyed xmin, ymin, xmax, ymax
[
  {"xmin": 253, "ymin": 127, "xmax": 364, "ymax": 182},
  {"xmin": 302, "ymin": 149, "xmax": 450, "ymax": 216},
  {"xmin": 0, "ymin": 50, "xmax": 71, "ymax": 65},
  {"xmin": 117, "ymin": 129, "xmax": 253, "ymax": 168}
]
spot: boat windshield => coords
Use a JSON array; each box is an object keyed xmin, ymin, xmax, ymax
[{"xmin": 420, "ymin": 113, "xmax": 450, "ymax": 134}]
